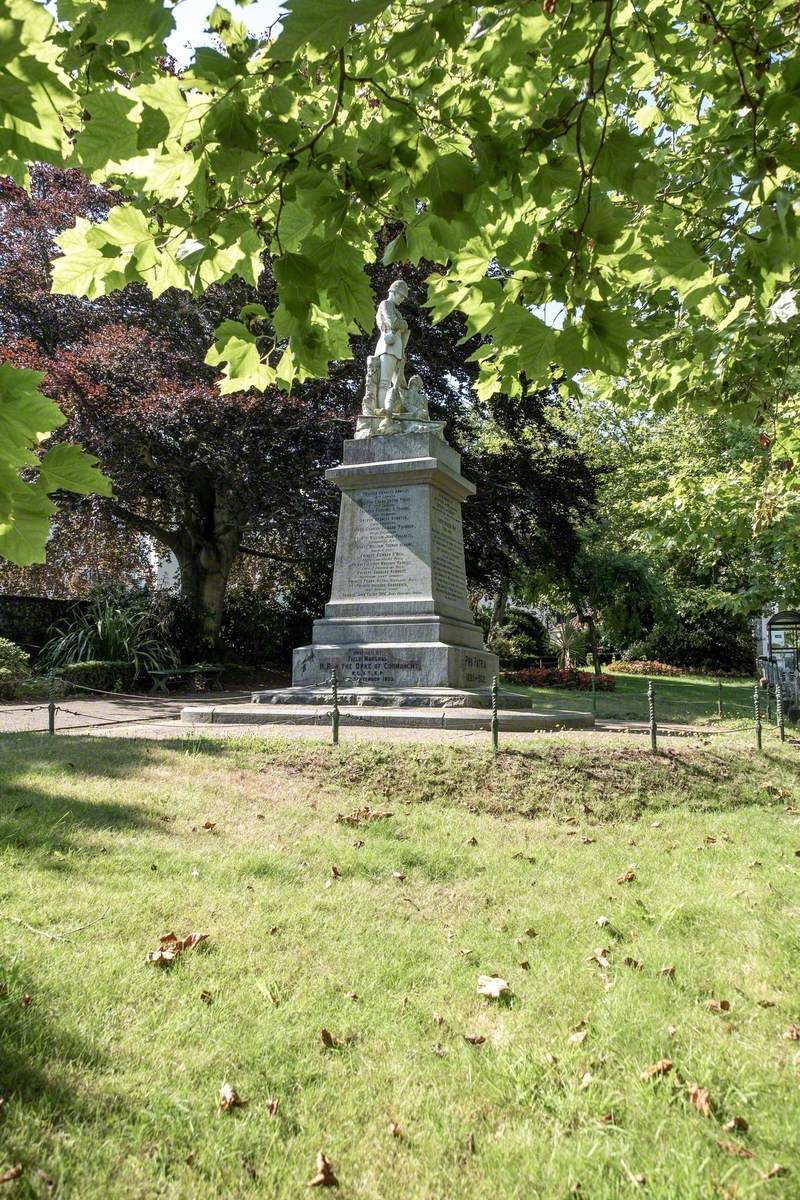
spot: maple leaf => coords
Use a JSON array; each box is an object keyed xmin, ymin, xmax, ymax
[
  {"xmin": 464, "ymin": 1034, "xmax": 486, "ymax": 1045},
  {"xmin": 477, "ymin": 974, "xmax": 510, "ymax": 999},
  {"xmin": 686, "ymin": 1083, "xmax": 712, "ymax": 1116},
  {"xmin": 783, "ymin": 1024, "xmax": 800, "ymax": 1041},
  {"xmin": 589, "ymin": 948, "xmax": 611, "ymax": 969},
  {"xmin": 640, "ymin": 1059, "xmax": 673, "ymax": 1082},
  {"xmin": 307, "ymin": 1151, "xmax": 338, "ymax": 1188},
  {"xmin": 218, "ymin": 1082, "xmax": 247, "ymax": 1112},
  {"xmin": 705, "ymin": 999, "xmax": 730, "ymax": 1013},
  {"xmin": 0, "ymin": 1166, "xmax": 23, "ymax": 1184},
  {"xmin": 617, "ymin": 868, "xmax": 636, "ymax": 884}
]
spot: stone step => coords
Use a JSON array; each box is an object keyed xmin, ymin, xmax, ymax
[{"xmin": 180, "ymin": 704, "xmax": 594, "ymax": 732}]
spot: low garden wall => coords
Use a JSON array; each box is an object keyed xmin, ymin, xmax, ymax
[{"xmin": 0, "ymin": 594, "xmax": 86, "ymax": 655}]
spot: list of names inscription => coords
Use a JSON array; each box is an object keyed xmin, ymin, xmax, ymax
[{"xmin": 334, "ymin": 485, "xmax": 428, "ymax": 599}]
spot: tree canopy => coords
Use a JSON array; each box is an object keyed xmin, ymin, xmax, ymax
[{"xmin": 1, "ymin": 0, "xmax": 798, "ymax": 563}]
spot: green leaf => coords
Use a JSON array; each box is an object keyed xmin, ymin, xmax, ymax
[
  {"xmin": 38, "ymin": 444, "xmax": 113, "ymax": 497},
  {"xmin": 205, "ymin": 320, "xmax": 275, "ymax": 393},
  {"xmin": 0, "ymin": 362, "xmax": 111, "ymax": 565},
  {"xmin": 274, "ymin": 0, "xmax": 391, "ymax": 57}
]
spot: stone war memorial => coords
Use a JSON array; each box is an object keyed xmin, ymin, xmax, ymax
[{"xmin": 183, "ymin": 282, "xmax": 591, "ymax": 731}]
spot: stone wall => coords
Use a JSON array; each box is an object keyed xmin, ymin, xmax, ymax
[{"xmin": 0, "ymin": 594, "xmax": 86, "ymax": 655}]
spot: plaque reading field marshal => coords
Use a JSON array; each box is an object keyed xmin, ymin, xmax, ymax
[{"xmin": 278, "ymin": 278, "xmax": 501, "ymax": 699}]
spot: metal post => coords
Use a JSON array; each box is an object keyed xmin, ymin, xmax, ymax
[
  {"xmin": 754, "ymin": 684, "xmax": 762, "ymax": 752},
  {"xmin": 591, "ymin": 672, "xmax": 597, "ymax": 716},
  {"xmin": 48, "ymin": 671, "xmax": 56, "ymax": 735},
  {"xmin": 330, "ymin": 667, "xmax": 339, "ymax": 746},
  {"xmin": 776, "ymin": 682, "xmax": 786, "ymax": 743},
  {"xmin": 717, "ymin": 678, "xmax": 723, "ymax": 718},
  {"xmin": 648, "ymin": 681, "xmax": 657, "ymax": 754},
  {"xmin": 491, "ymin": 674, "xmax": 499, "ymax": 753}
]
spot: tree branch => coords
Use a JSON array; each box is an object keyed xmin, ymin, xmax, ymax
[
  {"xmin": 103, "ymin": 499, "xmax": 181, "ymax": 552},
  {"xmin": 239, "ymin": 544, "xmax": 302, "ymax": 565}
]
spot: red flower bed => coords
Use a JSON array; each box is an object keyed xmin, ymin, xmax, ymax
[
  {"xmin": 502, "ymin": 667, "xmax": 616, "ymax": 691},
  {"xmin": 607, "ymin": 660, "xmax": 684, "ymax": 677}
]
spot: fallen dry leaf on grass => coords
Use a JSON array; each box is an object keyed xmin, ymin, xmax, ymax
[
  {"xmin": 783, "ymin": 1024, "xmax": 800, "ymax": 1041},
  {"xmin": 623, "ymin": 957, "xmax": 644, "ymax": 971},
  {"xmin": 595, "ymin": 916, "xmax": 610, "ymax": 928},
  {"xmin": 320, "ymin": 1028, "xmax": 340, "ymax": 1049},
  {"xmin": 617, "ymin": 868, "xmax": 636, "ymax": 884},
  {"xmin": 19, "ymin": 994, "xmax": 32, "ymax": 1007},
  {"xmin": 307, "ymin": 1152, "xmax": 338, "ymax": 1188},
  {"xmin": 519, "ymin": 959, "xmax": 530, "ymax": 971},
  {"xmin": 464, "ymin": 1034, "xmax": 486, "ymax": 1045},
  {"xmin": 388, "ymin": 1120, "xmax": 402, "ymax": 1137},
  {"xmin": 201, "ymin": 821, "xmax": 216, "ymax": 831},
  {"xmin": 391, "ymin": 871, "xmax": 406, "ymax": 882},
  {"xmin": 589, "ymin": 948, "xmax": 611, "ymax": 969},
  {"xmin": 717, "ymin": 1140, "xmax": 753, "ymax": 1158},
  {"xmin": 601, "ymin": 1112, "xmax": 615, "ymax": 1124},
  {"xmin": 330, "ymin": 864, "xmax": 342, "ymax": 878},
  {"xmin": 524, "ymin": 927, "xmax": 537, "ymax": 938},
  {"xmin": 466, "ymin": 1132, "xmax": 476, "ymax": 1155},
  {"xmin": 568, "ymin": 1029, "xmax": 587, "ymax": 1046},
  {"xmin": 432, "ymin": 1044, "xmax": 447, "ymax": 1057},
  {"xmin": 477, "ymin": 974, "xmax": 510, "ymax": 999},
  {"xmin": 146, "ymin": 931, "xmax": 209, "ymax": 965},
  {"xmin": 0, "ymin": 1166, "xmax": 23, "ymax": 1185},
  {"xmin": 723, "ymin": 1116, "xmax": 749, "ymax": 1132},
  {"xmin": 335, "ymin": 806, "xmax": 393, "ymax": 826},
  {"xmin": 218, "ymin": 1083, "xmax": 247, "ymax": 1112},
  {"xmin": 465, "ymin": 836, "xmax": 478, "ymax": 846},
  {"xmin": 659, "ymin": 965, "xmax": 676, "ymax": 979},
  {"xmin": 352, "ymin": 840, "xmax": 364, "ymax": 849},
  {"xmin": 705, "ymin": 999, "xmax": 731, "ymax": 1013},
  {"xmin": 686, "ymin": 1083, "xmax": 712, "ymax": 1116},
  {"xmin": 765, "ymin": 1164, "xmax": 787, "ymax": 1179},
  {"xmin": 579, "ymin": 1071, "xmax": 593, "ymax": 1090},
  {"xmin": 199, "ymin": 990, "xmax": 213, "ymax": 1004},
  {"xmin": 640, "ymin": 1059, "xmax": 673, "ymax": 1082}
]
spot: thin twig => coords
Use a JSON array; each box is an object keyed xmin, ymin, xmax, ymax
[{"xmin": 0, "ymin": 908, "xmax": 110, "ymax": 941}]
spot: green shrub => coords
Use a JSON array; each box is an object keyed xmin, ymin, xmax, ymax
[
  {"xmin": 620, "ymin": 592, "xmax": 756, "ymax": 675},
  {"xmin": 0, "ymin": 638, "xmax": 31, "ymax": 700},
  {"xmin": 58, "ymin": 661, "xmax": 138, "ymax": 693}
]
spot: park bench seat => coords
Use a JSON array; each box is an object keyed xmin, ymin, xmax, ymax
[{"xmin": 148, "ymin": 664, "xmax": 226, "ymax": 695}]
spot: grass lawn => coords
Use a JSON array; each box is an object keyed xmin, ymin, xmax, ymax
[
  {"xmin": 1, "ymin": 730, "xmax": 799, "ymax": 1198},
  {"xmin": 509, "ymin": 672, "xmax": 761, "ymax": 727}
]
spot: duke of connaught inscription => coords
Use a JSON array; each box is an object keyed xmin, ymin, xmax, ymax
[{"xmin": 335, "ymin": 485, "xmax": 429, "ymax": 599}]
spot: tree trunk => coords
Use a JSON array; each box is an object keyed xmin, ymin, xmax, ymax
[
  {"xmin": 584, "ymin": 613, "xmax": 602, "ymax": 676},
  {"xmin": 173, "ymin": 495, "xmax": 245, "ymax": 649},
  {"xmin": 489, "ymin": 584, "xmax": 509, "ymax": 636}
]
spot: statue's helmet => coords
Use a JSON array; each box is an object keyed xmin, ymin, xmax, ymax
[{"xmin": 388, "ymin": 279, "xmax": 409, "ymax": 301}]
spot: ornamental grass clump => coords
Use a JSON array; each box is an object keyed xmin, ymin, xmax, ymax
[{"xmin": 39, "ymin": 596, "xmax": 177, "ymax": 679}]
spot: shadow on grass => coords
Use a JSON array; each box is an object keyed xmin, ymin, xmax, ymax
[{"xmin": 0, "ymin": 956, "xmax": 128, "ymax": 1177}]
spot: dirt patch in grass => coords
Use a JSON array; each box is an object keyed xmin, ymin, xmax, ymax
[{"xmin": 243, "ymin": 741, "xmax": 792, "ymax": 823}]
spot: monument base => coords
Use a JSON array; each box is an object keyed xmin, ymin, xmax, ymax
[
  {"xmin": 290, "ymin": 640, "xmax": 499, "ymax": 691},
  {"xmin": 251, "ymin": 684, "xmax": 531, "ymax": 710}
]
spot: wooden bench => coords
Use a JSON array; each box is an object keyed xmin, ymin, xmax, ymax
[{"xmin": 148, "ymin": 664, "xmax": 226, "ymax": 695}]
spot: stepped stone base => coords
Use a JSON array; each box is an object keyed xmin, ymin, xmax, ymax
[
  {"xmin": 180, "ymin": 703, "xmax": 594, "ymax": 732},
  {"xmin": 251, "ymin": 685, "xmax": 530, "ymax": 709}
]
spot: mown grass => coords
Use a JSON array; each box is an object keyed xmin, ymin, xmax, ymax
[
  {"xmin": 1, "ymin": 730, "xmax": 799, "ymax": 1199},
  {"xmin": 510, "ymin": 671, "xmax": 761, "ymax": 727}
]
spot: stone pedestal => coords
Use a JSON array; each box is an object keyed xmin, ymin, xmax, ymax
[{"xmin": 256, "ymin": 432, "xmax": 501, "ymax": 704}]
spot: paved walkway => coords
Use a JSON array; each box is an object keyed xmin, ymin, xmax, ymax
[{"xmin": 0, "ymin": 692, "xmax": 732, "ymax": 745}]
